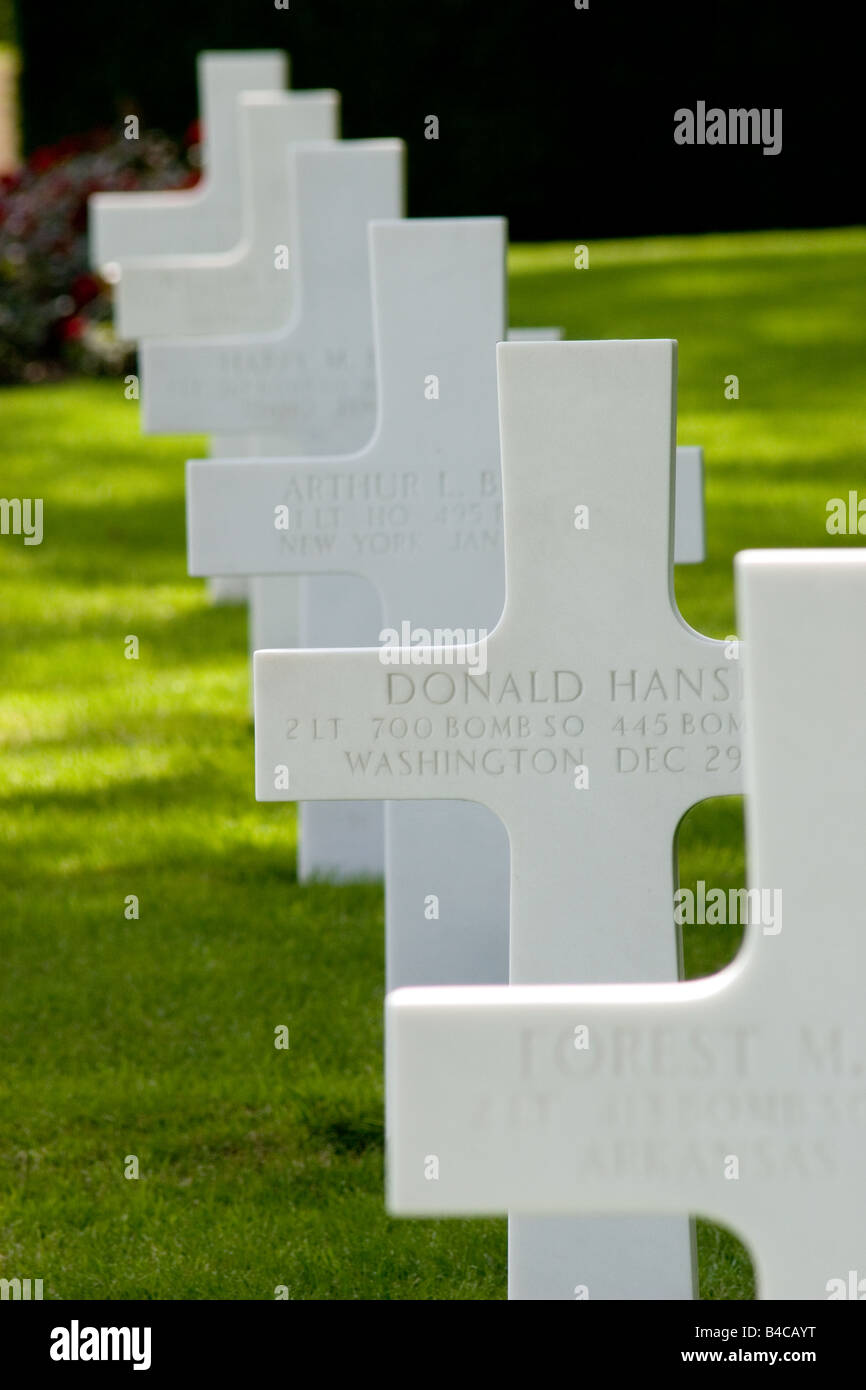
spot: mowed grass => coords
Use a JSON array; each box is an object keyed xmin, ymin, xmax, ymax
[{"xmin": 1, "ymin": 226, "xmax": 865, "ymax": 1300}]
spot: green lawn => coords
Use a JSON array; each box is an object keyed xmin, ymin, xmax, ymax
[{"xmin": 1, "ymin": 226, "xmax": 864, "ymax": 1300}]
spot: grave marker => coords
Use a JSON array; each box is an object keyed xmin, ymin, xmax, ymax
[
  {"xmin": 89, "ymin": 50, "xmax": 288, "ymax": 266},
  {"xmin": 141, "ymin": 140, "xmax": 404, "ymax": 444},
  {"xmin": 114, "ymin": 92, "xmax": 340, "ymax": 341},
  {"xmin": 188, "ymin": 215, "xmax": 510, "ymax": 938},
  {"xmin": 250, "ymin": 339, "xmax": 742, "ymax": 1297},
  {"xmin": 385, "ymin": 548, "xmax": 866, "ymax": 1301}
]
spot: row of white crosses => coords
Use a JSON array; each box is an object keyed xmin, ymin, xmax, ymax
[
  {"xmin": 82, "ymin": 51, "xmax": 783, "ymax": 1300},
  {"xmin": 89, "ymin": 50, "xmax": 708, "ymax": 887}
]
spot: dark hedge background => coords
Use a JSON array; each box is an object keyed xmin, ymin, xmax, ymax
[{"xmin": 14, "ymin": 0, "xmax": 860, "ymax": 241}]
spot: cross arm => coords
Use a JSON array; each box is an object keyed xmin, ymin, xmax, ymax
[
  {"xmin": 385, "ymin": 973, "xmax": 738, "ymax": 1218},
  {"xmin": 253, "ymin": 645, "xmax": 508, "ymax": 811}
]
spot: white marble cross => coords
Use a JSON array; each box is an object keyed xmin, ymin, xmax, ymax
[
  {"xmin": 187, "ymin": 213, "xmax": 509, "ymax": 910},
  {"xmin": 113, "ymin": 92, "xmax": 339, "ymax": 341},
  {"xmin": 248, "ymin": 337, "xmax": 740, "ymax": 1297},
  {"xmin": 385, "ymin": 548, "xmax": 866, "ymax": 1301},
  {"xmin": 89, "ymin": 50, "xmax": 288, "ymax": 266},
  {"xmin": 141, "ymin": 139, "xmax": 404, "ymax": 448}
]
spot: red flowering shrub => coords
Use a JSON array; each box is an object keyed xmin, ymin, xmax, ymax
[{"xmin": 0, "ymin": 126, "xmax": 198, "ymax": 384}]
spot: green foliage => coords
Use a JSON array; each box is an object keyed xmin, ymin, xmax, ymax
[
  {"xmin": 1, "ymin": 226, "xmax": 864, "ymax": 1298},
  {"xmin": 0, "ymin": 128, "xmax": 196, "ymax": 384}
]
